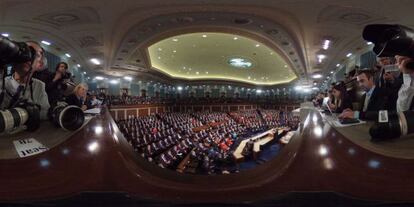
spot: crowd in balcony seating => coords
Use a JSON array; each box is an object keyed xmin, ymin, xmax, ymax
[{"xmin": 116, "ymin": 109, "xmax": 300, "ymax": 174}]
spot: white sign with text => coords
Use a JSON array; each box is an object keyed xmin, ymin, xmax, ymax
[{"xmin": 13, "ymin": 138, "xmax": 49, "ymax": 158}]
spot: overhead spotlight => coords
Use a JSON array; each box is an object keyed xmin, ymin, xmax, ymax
[
  {"xmin": 330, "ymin": 71, "xmax": 334, "ymax": 74},
  {"xmin": 367, "ymin": 41, "xmax": 373, "ymax": 45},
  {"xmin": 346, "ymin": 53, "xmax": 352, "ymax": 58},
  {"xmin": 1, "ymin": 33, "xmax": 9, "ymax": 37},
  {"xmin": 322, "ymin": 40, "xmax": 331, "ymax": 50},
  {"xmin": 317, "ymin": 54, "xmax": 326, "ymax": 63},
  {"xmin": 83, "ymin": 72, "xmax": 86, "ymax": 74},
  {"xmin": 109, "ymin": 79, "xmax": 119, "ymax": 84},
  {"xmin": 336, "ymin": 64, "xmax": 341, "ymax": 67},
  {"xmin": 41, "ymin": 40, "xmax": 51, "ymax": 46},
  {"xmin": 312, "ymin": 74, "xmax": 323, "ymax": 79},
  {"xmin": 90, "ymin": 58, "xmax": 101, "ymax": 65},
  {"xmin": 124, "ymin": 76, "xmax": 133, "ymax": 81},
  {"xmin": 65, "ymin": 53, "xmax": 71, "ymax": 58},
  {"xmin": 95, "ymin": 76, "xmax": 104, "ymax": 80},
  {"xmin": 77, "ymin": 64, "xmax": 81, "ymax": 67},
  {"xmin": 177, "ymin": 86, "xmax": 183, "ymax": 91}
]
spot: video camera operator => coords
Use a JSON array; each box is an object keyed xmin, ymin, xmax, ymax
[{"xmin": 0, "ymin": 41, "xmax": 50, "ymax": 121}]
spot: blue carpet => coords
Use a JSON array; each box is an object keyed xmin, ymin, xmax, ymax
[{"xmin": 237, "ymin": 143, "xmax": 282, "ymax": 171}]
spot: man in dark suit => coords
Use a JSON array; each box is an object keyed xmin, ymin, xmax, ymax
[{"xmin": 339, "ymin": 69, "xmax": 389, "ymax": 120}]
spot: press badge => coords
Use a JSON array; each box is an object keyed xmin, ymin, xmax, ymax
[{"xmin": 378, "ymin": 110, "xmax": 389, "ymax": 123}]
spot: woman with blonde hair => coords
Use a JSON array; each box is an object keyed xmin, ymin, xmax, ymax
[{"xmin": 65, "ymin": 83, "xmax": 89, "ymax": 111}]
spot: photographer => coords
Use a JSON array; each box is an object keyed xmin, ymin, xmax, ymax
[
  {"xmin": 395, "ymin": 55, "xmax": 414, "ymax": 112},
  {"xmin": 339, "ymin": 69, "xmax": 389, "ymax": 120},
  {"xmin": 0, "ymin": 41, "xmax": 50, "ymax": 120},
  {"xmin": 45, "ymin": 62, "xmax": 72, "ymax": 106}
]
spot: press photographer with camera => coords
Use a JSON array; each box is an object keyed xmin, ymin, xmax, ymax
[
  {"xmin": 0, "ymin": 41, "xmax": 50, "ymax": 121},
  {"xmin": 45, "ymin": 62, "xmax": 73, "ymax": 106},
  {"xmin": 362, "ymin": 24, "xmax": 414, "ymax": 140}
]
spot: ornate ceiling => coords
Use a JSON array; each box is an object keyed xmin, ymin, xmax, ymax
[{"xmin": 0, "ymin": 0, "xmax": 413, "ymax": 87}]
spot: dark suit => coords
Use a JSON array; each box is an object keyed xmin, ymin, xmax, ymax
[
  {"xmin": 65, "ymin": 94, "xmax": 83, "ymax": 107},
  {"xmin": 358, "ymin": 87, "xmax": 389, "ymax": 120}
]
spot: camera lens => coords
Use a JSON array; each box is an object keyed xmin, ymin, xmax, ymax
[{"xmin": 51, "ymin": 105, "xmax": 84, "ymax": 131}]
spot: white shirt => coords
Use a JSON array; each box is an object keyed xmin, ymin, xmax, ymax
[{"xmin": 396, "ymin": 74, "xmax": 414, "ymax": 112}]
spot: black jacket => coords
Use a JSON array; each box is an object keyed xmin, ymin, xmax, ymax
[
  {"xmin": 358, "ymin": 87, "xmax": 389, "ymax": 120},
  {"xmin": 334, "ymin": 95, "xmax": 353, "ymax": 113},
  {"xmin": 65, "ymin": 94, "xmax": 83, "ymax": 107}
]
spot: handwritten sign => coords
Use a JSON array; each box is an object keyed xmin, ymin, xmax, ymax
[{"xmin": 13, "ymin": 138, "xmax": 49, "ymax": 158}]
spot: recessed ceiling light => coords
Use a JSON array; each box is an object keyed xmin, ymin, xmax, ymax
[
  {"xmin": 346, "ymin": 53, "xmax": 352, "ymax": 57},
  {"xmin": 233, "ymin": 37, "xmax": 238, "ymax": 40},
  {"xmin": 284, "ymin": 65, "xmax": 288, "ymax": 68},
  {"xmin": 65, "ymin": 53, "xmax": 71, "ymax": 58},
  {"xmin": 41, "ymin": 40, "xmax": 51, "ymax": 45},
  {"xmin": 367, "ymin": 42, "xmax": 373, "ymax": 45},
  {"xmin": 205, "ymin": 71, "xmax": 209, "ymax": 74},
  {"xmin": 172, "ymin": 38, "xmax": 178, "ymax": 42},
  {"xmin": 196, "ymin": 72, "xmax": 199, "ymax": 75},
  {"xmin": 90, "ymin": 58, "xmax": 101, "ymax": 65},
  {"xmin": 312, "ymin": 74, "xmax": 323, "ymax": 79},
  {"xmin": 317, "ymin": 54, "xmax": 326, "ymax": 63},
  {"xmin": 77, "ymin": 64, "xmax": 81, "ymax": 67},
  {"xmin": 323, "ymin": 40, "xmax": 331, "ymax": 50},
  {"xmin": 330, "ymin": 71, "xmax": 334, "ymax": 74},
  {"xmin": 1, "ymin": 33, "xmax": 9, "ymax": 37},
  {"xmin": 158, "ymin": 48, "xmax": 162, "ymax": 51},
  {"xmin": 336, "ymin": 64, "xmax": 340, "ymax": 67},
  {"xmin": 173, "ymin": 50, "xmax": 176, "ymax": 53},
  {"xmin": 83, "ymin": 72, "xmax": 86, "ymax": 74},
  {"xmin": 95, "ymin": 76, "xmax": 104, "ymax": 80},
  {"xmin": 202, "ymin": 34, "xmax": 207, "ymax": 38},
  {"xmin": 124, "ymin": 76, "xmax": 132, "ymax": 81},
  {"xmin": 109, "ymin": 79, "xmax": 119, "ymax": 84},
  {"xmin": 255, "ymin": 44, "xmax": 260, "ymax": 47}
]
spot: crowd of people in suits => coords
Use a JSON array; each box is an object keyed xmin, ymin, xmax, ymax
[
  {"xmin": 313, "ymin": 56, "xmax": 413, "ymax": 122},
  {"xmin": 116, "ymin": 109, "xmax": 300, "ymax": 174}
]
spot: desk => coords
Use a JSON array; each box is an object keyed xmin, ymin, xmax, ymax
[
  {"xmin": 2, "ymin": 108, "xmax": 414, "ymax": 204},
  {"xmin": 0, "ymin": 116, "xmax": 92, "ymax": 159},
  {"xmin": 324, "ymin": 115, "xmax": 414, "ymax": 159},
  {"xmin": 232, "ymin": 129, "xmax": 275, "ymax": 161},
  {"xmin": 252, "ymin": 134, "xmax": 274, "ymax": 159}
]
